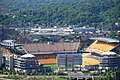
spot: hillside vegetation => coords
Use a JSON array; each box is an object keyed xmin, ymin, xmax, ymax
[{"xmin": 0, "ymin": 0, "xmax": 120, "ymax": 27}]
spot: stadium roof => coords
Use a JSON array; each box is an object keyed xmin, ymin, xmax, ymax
[
  {"xmin": 21, "ymin": 54, "xmax": 36, "ymax": 58},
  {"xmin": 102, "ymin": 52, "xmax": 116, "ymax": 56},
  {"xmin": 31, "ymin": 51, "xmax": 78, "ymax": 54},
  {"xmin": 90, "ymin": 37, "xmax": 120, "ymax": 43}
]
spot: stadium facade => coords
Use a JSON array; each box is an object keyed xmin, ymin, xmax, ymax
[
  {"xmin": 99, "ymin": 52, "xmax": 120, "ymax": 69},
  {"xmin": 14, "ymin": 54, "xmax": 41, "ymax": 72}
]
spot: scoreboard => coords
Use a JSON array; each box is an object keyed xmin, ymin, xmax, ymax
[{"xmin": 57, "ymin": 54, "xmax": 82, "ymax": 69}]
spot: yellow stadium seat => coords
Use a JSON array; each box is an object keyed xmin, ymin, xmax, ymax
[
  {"xmin": 82, "ymin": 58, "xmax": 100, "ymax": 67},
  {"xmin": 86, "ymin": 40, "xmax": 117, "ymax": 55}
]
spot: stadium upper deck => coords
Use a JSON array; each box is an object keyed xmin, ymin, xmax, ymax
[
  {"xmin": 23, "ymin": 42, "xmax": 80, "ymax": 64},
  {"xmin": 86, "ymin": 37, "xmax": 120, "ymax": 55},
  {"xmin": 23, "ymin": 42, "xmax": 80, "ymax": 54}
]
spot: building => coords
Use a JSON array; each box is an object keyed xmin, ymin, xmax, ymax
[
  {"xmin": 29, "ymin": 26, "xmax": 97, "ymax": 36},
  {"xmin": 30, "ymin": 27, "xmax": 74, "ymax": 36},
  {"xmin": 0, "ymin": 27, "xmax": 17, "ymax": 41},
  {"xmin": 73, "ymin": 27, "xmax": 96, "ymax": 34}
]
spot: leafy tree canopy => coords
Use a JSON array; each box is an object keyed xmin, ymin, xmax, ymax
[{"xmin": 0, "ymin": 0, "xmax": 120, "ymax": 27}]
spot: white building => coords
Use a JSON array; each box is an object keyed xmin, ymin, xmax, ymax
[{"xmin": 30, "ymin": 27, "xmax": 74, "ymax": 35}]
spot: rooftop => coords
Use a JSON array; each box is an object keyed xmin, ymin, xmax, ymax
[
  {"xmin": 2, "ymin": 40, "xmax": 16, "ymax": 43},
  {"xmin": 90, "ymin": 37, "xmax": 120, "ymax": 43},
  {"xmin": 102, "ymin": 52, "xmax": 116, "ymax": 56},
  {"xmin": 21, "ymin": 54, "xmax": 36, "ymax": 58}
]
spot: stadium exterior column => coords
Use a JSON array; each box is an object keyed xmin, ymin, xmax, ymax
[
  {"xmin": 9, "ymin": 55, "xmax": 14, "ymax": 70},
  {"xmin": 57, "ymin": 56, "xmax": 60, "ymax": 72},
  {"xmin": 72, "ymin": 54, "xmax": 74, "ymax": 71},
  {"xmin": 0, "ymin": 51, "xmax": 2, "ymax": 67},
  {"xmin": 65, "ymin": 54, "xmax": 67, "ymax": 71}
]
